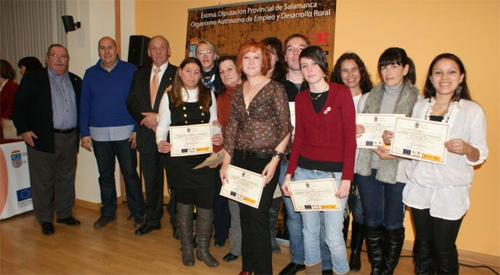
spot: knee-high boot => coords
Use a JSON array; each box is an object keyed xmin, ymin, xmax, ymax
[
  {"xmin": 413, "ymin": 239, "xmax": 434, "ymax": 275},
  {"xmin": 177, "ymin": 203, "xmax": 194, "ymax": 266},
  {"xmin": 382, "ymin": 227, "xmax": 405, "ymax": 275},
  {"xmin": 435, "ymin": 246, "xmax": 459, "ymax": 274},
  {"xmin": 365, "ymin": 225, "xmax": 385, "ymax": 275},
  {"xmin": 196, "ymin": 207, "xmax": 219, "ymax": 267},
  {"xmin": 349, "ymin": 222, "xmax": 365, "ymax": 272},
  {"xmin": 343, "ymin": 215, "xmax": 350, "ymax": 242}
]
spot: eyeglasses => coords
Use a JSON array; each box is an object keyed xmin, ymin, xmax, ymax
[
  {"xmin": 48, "ymin": 53, "xmax": 69, "ymax": 59},
  {"xmin": 197, "ymin": 50, "xmax": 213, "ymax": 56}
]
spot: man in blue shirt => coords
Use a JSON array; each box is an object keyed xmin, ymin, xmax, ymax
[
  {"xmin": 80, "ymin": 37, "xmax": 145, "ymax": 229},
  {"xmin": 13, "ymin": 44, "xmax": 82, "ymax": 235}
]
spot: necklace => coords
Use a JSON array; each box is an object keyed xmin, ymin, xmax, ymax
[
  {"xmin": 310, "ymin": 83, "xmax": 329, "ymax": 101},
  {"xmin": 425, "ymin": 97, "xmax": 457, "ymax": 123}
]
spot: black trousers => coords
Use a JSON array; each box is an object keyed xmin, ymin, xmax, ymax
[
  {"xmin": 411, "ymin": 208, "xmax": 463, "ymax": 252},
  {"xmin": 233, "ymin": 150, "xmax": 280, "ymax": 275},
  {"xmin": 140, "ymin": 150, "xmax": 166, "ymax": 227}
]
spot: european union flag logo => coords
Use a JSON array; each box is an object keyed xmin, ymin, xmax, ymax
[
  {"xmin": 403, "ymin": 149, "xmax": 411, "ymax": 155},
  {"xmin": 230, "ymin": 191, "xmax": 236, "ymax": 197},
  {"xmin": 16, "ymin": 187, "xmax": 31, "ymax": 202}
]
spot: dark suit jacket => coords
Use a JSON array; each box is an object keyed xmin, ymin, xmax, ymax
[
  {"xmin": 12, "ymin": 68, "xmax": 82, "ymax": 153},
  {"xmin": 126, "ymin": 63, "xmax": 177, "ymax": 154}
]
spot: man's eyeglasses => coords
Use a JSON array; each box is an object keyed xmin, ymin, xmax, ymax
[
  {"xmin": 197, "ymin": 50, "xmax": 213, "ymax": 56},
  {"xmin": 48, "ymin": 53, "xmax": 69, "ymax": 59}
]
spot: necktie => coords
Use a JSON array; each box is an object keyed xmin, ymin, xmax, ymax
[{"xmin": 150, "ymin": 67, "xmax": 160, "ymax": 108}]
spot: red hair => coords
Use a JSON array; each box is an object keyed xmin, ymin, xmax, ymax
[{"xmin": 236, "ymin": 39, "xmax": 270, "ymax": 77}]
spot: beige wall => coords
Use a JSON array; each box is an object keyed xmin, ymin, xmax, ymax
[{"xmin": 135, "ymin": 0, "xmax": 500, "ymax": 257}]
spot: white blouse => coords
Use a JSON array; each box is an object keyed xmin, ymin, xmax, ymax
[
  {"xmin": 403, "ymin": 98, "xmax": 488, "ymax": 220},
  {"xmin": 156, "ymin": 87, "xmax": 218, "ymax": 144}
]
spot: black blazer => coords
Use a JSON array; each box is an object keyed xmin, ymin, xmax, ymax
[
  {"xmin": 126, "ymin": 63, "xmax": 178, "ymax": 154},
  {"xmin": 12, "ymin": 68, "xmax": 82, "ymax": 153}
]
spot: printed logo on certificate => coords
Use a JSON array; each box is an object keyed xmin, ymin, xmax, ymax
[
  {"xmin": 288, "ymin": 178, "xmax": 341, "ymax": 212},
  {"xmin": 169, "ymin": 123, "xmax": 213, "ymax": 157},
  {"xmin": 390, "ymin": 117, "xmax": 449, "ymax": 164},
  {"xmin": 356, "ymin": 114, "xmax": 405, "ymax": 149},
  {"xmin": 220, "ymin": 165, "xmax": 265, "ymax": 209}
]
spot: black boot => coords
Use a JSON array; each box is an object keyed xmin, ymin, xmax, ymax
[
  {"xmin": 413, "ymin": 239, "xmax": 434, "ymax": 275},
  {"xmin": 349, "ymin": 222, "xmax": 365, "ymax": 272},
  {"xmin": 365, "ymin": 225, "xmax": 385, "ymax": 275},
  {"xmin": 177, "ymin": 203, "xmax": 195, "ymax": 266},
  {"xmin": 435, "ymin": 247, "xmax": 459, "ymax": 274},
  {"xmin": 196, "ymin": 208, "xmax": 219, "ymax": 267},
  {"xmin": 343, "ymin": 215, "xmax": 350, "ymax": 243},
  {"xmin": 382, "ymin": 227, "xmax": 405, "ymax": 275}
]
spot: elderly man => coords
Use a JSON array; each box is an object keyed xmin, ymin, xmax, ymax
[
  {"xmin": 80, "ymin": 36, "xmax": 145, "ymax": 229},
  {"xmin": 13, "ymin": 44, "xmax": 82, "ymax": 235},
  {"xmin": 126, "ymin": 36, "xmax": 178, "ymax": 236}
]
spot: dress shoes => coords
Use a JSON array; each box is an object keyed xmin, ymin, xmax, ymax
[
  {"xmin": 93, "ymin": 216, "xmax": 116, "ymax": 229},
  {"xmin": 279, "ymin": 262, "xmax": 306, "ymax": 275},
  {"xmin": 214, "ymin": 239, "xmax": 226, "ymax": 247},
  {"xmin": 56, "ymin": 216, "xmax": 81, "ymax": 226},
  {"xmin": 135, "ymin": 224, "xmax": 161, "ymax": 236},
  {"xmin": 238, "ymin": 271, "xmax": 253, "ymax": 275},
  {"xmin": 222, "ymin": 253, "xmax": 239, "ymax": 262},
  {"xmin": 41, "ymin": 222, "xmax": 55, "ymax": 235}
]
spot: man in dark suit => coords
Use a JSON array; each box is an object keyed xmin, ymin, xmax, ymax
[
  {"xmin": 13, "ymin": 44, "xmax": 82, "ymax": 235},
  {"xmin": 126, "ymin": 35, "xmax": 178, "ymax": 236}
]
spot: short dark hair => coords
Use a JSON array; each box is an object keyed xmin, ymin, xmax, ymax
[
  {"xmin": 17, "ymin": 57, "xmax": 43, "ymax": 72},
  {"xmin": 299, "ymin": 46, "xmax": 328, "ymax": 76},
  {"xmin": 377, "ymin": 47, "xmax": 416, "ymax": 84},
  {"xmin": 424, "ymin": 53, "xmax": 471, "ymax": 101},
  {"xmin": 284, "ymin": 33, "xmax": 311, "ymax": 49},
  {"xmin": 0, "ymin": 59, "xmax": 16, "ymax": 80},
  {"xmin": 261, "ymin": 37, "xmax": 286, "ymax": 81},
  {"xmin": 331, "ymin": 52, "xmax": 373, "ymax": 94}
]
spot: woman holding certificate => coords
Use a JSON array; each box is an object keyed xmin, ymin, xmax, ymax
[
  {"xmin": 355, "ymin": 47, "xmax": 419, "ymax": 275},
  {"xmin": 156, "ymin": 57, "xmax": 222, "ymax": 267},
  {"xmin": 220, "ymin": 40, "xmax": 292, "ymax": 275},
  {"xmin": 398, "ymin": 54, "xmax": 488, "ymax": 274},
  {"xmin": 282, "ymin": 46, "xmax": 357, "ymax": 275}
]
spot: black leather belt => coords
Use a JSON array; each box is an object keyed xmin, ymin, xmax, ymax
[
  {"xmin": 53, "ymin": 128, "xmax": 75, "ymax": 134},
  {"xmin": 235, "ymin": 149, "xmax": 272, "ymax": 160}
]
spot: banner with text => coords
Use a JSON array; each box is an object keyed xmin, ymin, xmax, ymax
[{"xmin": 186, "ymin": 0, "xmax": 337, "ymax": 70}]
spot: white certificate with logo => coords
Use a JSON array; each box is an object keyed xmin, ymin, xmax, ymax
[
  {"xmin": 169, "ymin": 123, "xmax": 212, "ymax": 157},
  {"xmin": 390, "ymin": 117, "xmax": 449, "ymax": 164},
  {"xmin": 220, "ymin": 165, "xmax": 266, "ymax": 209},
  {"xmin": 289, "ymin": 178, "xmax": 341, "ymax": 212},
  {"xmin": 356, "ymin": 114, "xmax": 405, "ymax": 148}
]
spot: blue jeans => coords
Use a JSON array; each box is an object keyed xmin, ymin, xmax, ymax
[
  {"xmin": 280, "ymin": 162, "xmax": 332, "ymax": 270},
  {"xmin": 293, "ymin": 167, "xmax": 349, "ymax": 274},
  {"xmin": 356, "ymin": 170, "xmax": 405, "ymax": 229},
  {"xmin": 93, "ymin": 139, "xmax": 145, "ymax": 218},
  {"xmin": 348, "ymin": 185, "xmax": 364, "ymax": 224}
]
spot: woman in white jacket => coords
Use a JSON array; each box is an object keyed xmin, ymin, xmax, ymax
[{"xmin": 385, "ymin": 53, "xmax": 488, "ymax": 274}]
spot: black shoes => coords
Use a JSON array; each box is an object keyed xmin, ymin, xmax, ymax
[
  {"xmin": 134, "ymin": 216, "xmax": 145, "ymax": 229},
  {"xmin": 135, "ymin": 224, "xmax": 161, "ymax": 236},
  {"xmin": 222, "ymin": 253, "xmax": 239, "ymax": 262},
  {"xmin": 41, "ymin": 222, "xmax": 55, "ymax": 235},
  {"xmin": 93, "ymin": 216, "xmax": 116, "ymax": 229},
  {"xmin": 56, "ymin": 216, "xmax": 81, "ymax": 226},
  {"xmin": 214, "ymin": 239, "xmax": 226, "ymax": 247},
  {"xmin": 279, "ymin": 262, "xmax": 306, "ymax": 275}
]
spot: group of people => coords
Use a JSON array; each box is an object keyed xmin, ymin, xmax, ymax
[{"xmin": 6, "ymin": 32, "xmax": 488, "ymax": 275}]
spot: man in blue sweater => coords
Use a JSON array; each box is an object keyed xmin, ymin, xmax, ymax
[{"xmin": 80, "ymin": 36, "xmax": 145, "ymax": 229}]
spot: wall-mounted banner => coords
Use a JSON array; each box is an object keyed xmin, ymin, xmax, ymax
[{"xmin": 186, "ymin": 0, "xmax": 337, "ymax": 70}]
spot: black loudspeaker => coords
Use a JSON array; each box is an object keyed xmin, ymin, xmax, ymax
[
  {"xmin": 128, "ymin": 35, "xmax": 151, "ymax": 68},
  {"xmin": 61, "ymin": 15, "xmax": 80, "ymax": 33}
]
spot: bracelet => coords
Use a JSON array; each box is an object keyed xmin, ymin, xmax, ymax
[{"xmin": 273, "ymin": 150, "xmax": 284, "ymax": 160}]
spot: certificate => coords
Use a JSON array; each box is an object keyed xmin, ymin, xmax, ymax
[
  {"xmin": 289, "ymin": 102, "xmax": 295, "ymax": 134},
  {"xmin": 220, "ymin": 165, "xmax": 265, "ymax": 209},
  {"xmin": 390, "ymin": 117, "xmax": 449, "ymax": 164},
  {"xmin": 169, "ymin": 123, "xmax": 212, "ymax": 157},
  {"xmin": 288, "ymin": 178, "xmax": 341, "ymax": 212},
  {"xmin": 356, "ymin": 114, "xmax": 405, "ymax": 148},
  {"xmin": 193, "ymin": 149, "xmax": 226, "ymax": 170}
]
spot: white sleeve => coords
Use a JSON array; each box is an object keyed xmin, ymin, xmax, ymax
[
  {"xmin": 464, "ymin": 103, "xmax": 488, "ymax": 166},
  {"xmin": 156, "ymin": 93, "xmax": 171, "ymax": 144}
]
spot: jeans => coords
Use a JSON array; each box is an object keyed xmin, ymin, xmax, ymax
[
  {"xmin": 294, "ymin": 167, "xmax": 349, "ymax": 274},
  {"xmin": 93, "ymin": 139, "xmax": 145, "ymax": 218},
  {"xmin": 348, "ymin": 181, "xmax": 364, "ymax": 224},
  {"xmin": 356, "ymin": 170, "xmax": 405, "ymax": 229},
  {"xmin": 280, "ymin": 162, "xmax": 332, "ymax": 270}
]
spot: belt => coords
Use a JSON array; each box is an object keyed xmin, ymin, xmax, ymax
[
  {"xmin": 53, "ymin": 128, "xmax": 75, "ymax": 134},
  {"xmin": 235, "ymin": 149, "xmax": 272, "ymax": 160}
]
